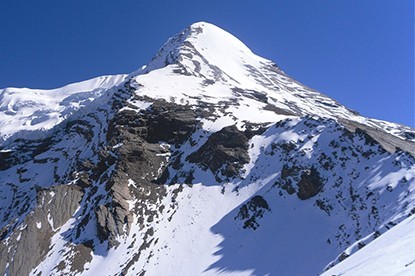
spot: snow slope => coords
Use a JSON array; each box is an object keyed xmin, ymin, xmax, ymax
[
  {"xmin": 0, "ymin": 74, "xmax": 126, "ymax": 145},
  {"xmin": 322, "ymin": 215, "xmax": 415, "ymax": 276}
]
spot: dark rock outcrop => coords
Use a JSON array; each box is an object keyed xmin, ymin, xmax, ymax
[
  {"xmin": 187, "ymin": 125, "xmax": 250, "ymax": 178},
  {"xmin": 235, "ymin": 195, "xmax": 271, "ymax": 230},
  {"xmin": 92, "ymin": 96, "xmax": 199, "ymax": 249},
  {"xmin": 109, "ymin": 97, "xmax": 198, "ymax": 146},
  {"xmin": 297, "ymin": 167, "xmax": 325, "ymax": 200}
]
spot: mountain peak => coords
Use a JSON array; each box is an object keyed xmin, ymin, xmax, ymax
[
  {"xmin": 185, "ymin": 21, "xmax": 252, "ymax": 53},
  {"xmin": 125, "ymin": 23, "xmax": 413, "ymax": 148},
  {"xmin": 138, "ymin": 22, "xmax": 263, "ymax": 79},
  {"xmin": 186, "ymin": 21, "xmax": 215, "ymax": 33},
  {"xmin": 1, "ymin": 21, "xmax": 415, "ymax": 276}
]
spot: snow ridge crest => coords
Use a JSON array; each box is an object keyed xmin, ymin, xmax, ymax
[{"xmin": 137, "ymin": 22, "xmax": 259, "ymax": 76}]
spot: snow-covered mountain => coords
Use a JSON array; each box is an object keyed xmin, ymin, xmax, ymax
[{"xmin": 0, "ymin": 22, "xmax": 414, "ymax": 275}]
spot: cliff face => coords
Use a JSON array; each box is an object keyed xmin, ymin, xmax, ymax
[{"xmin": 0, "ymin": 22, "xmax": 414, "ymax": 276}]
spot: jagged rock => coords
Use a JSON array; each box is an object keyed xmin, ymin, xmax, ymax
[
  {"xmin": 92, "ymin": 97, "xmax": 200, "ymax": 248},
  {"xmin": 108, "ymin": 98, "xmax": 198, "ymax": 146},
  {"xmin": 95, "ymin": 176, "xmax": 134, "ymax": 247},
  {"xmin": 146, "ymin": 101, "xmax": 198, "ymax": 145},
  {"xmin": 340, "ymin": 118, "xmax": 414, "ymax": 155},
  {"xmin": 187, "ymin": 125, "xmax": 250, "ymax": 178},
  {"xmin": 297, "ymin": 167, "xmax": 325, "ymax": 200},
  {"xmin": 0, "ymin": 138, "xmax": 53, "ymax": 171},
  {"xmin": 0, "ymin": 184, "xmax": 83, "ymax": 276},
  {"xmin": 274, "ymin": 164, "xmax": 299, "ymax": 195},
  {"xmin": 95, "ymin": 204, "xmax": 118, "ymax": 245},
  {"xmin": 235, "ymin": 195, "xmax": 271, "ymax": 230},
  {"xmin": 0, "ymin": 150, "xmax": 14, "ymax": 170}
]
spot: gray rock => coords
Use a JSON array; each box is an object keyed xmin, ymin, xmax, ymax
[
  {"xmin": 187, "ymin": 125, "xmax": 250, "ymax": 178},
  {"xmin": 297, "ymin": 167, "xmax": 325, "ymax": 200},
  {"xmin": 235, "ymin": 195, "xmax": 271, "ymax": 230},
  {"xmin": 0, "ymin": 184, "xmax": 83, "ymax": 276}
]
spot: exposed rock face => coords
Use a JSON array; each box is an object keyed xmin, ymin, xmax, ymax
[
  {"xmin": 235, "ymin": 195, "xmax": 271, "ymax": 230},
  {"xmin": 340, "ymin": 119, "xmax": 415, "ymax": 155},
  {"xmin": 275, "ymin": 164, "xmax": 326, "ymax": 200},
  {"xmin": 0, "ymin": 150, "xmax": 14, "ymax": 170},
  {"xmin": 144, "ymin": 100, "xmax": 198, "ymax": 145},
  {"xmin": 92, "ymin": 96, "xmax": 199, "ymax": 249},
  {"xmin": 187, "ymin": 125, "xmax": 250, "ymax": 178},
  {"xmin": 297, "ymin": 167, "xmax": 325, "ymax": 200},
  {"xmin": 111, "ymin": 96, "xmax": 198, "ymax": 146},
  {"xmin": 92, "ymin": 145, "xmax": 137, "ymax": 247},
  {"xmin": 0, "ymin": 138, "xmax": 53, "ymax": 171},
  {"xmin": 0, "ymin": 184, "xmax": 83, "ymax": 276}
]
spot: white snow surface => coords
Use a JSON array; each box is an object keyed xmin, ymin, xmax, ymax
[
  {"xmin": 322, "ymin": 215, "xmax": 415, "ymax": 276},
  {"xmin": 0, "ymin": 74, "xmax": 126, "ymax": 145}
]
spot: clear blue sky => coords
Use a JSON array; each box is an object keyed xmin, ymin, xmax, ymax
[{"xmin": 0, "ymin": 1, "xmax": 413, "ymax": 127}]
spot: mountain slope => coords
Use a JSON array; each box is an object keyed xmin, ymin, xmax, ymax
[
  {"xmin": 0, "ymin": 22, "xmax": 414, "ymax": 276},
  {"xmin": 322, "ymin": 214, "xmax": 415, "ymax": 276},
  {"xmin": 0, "ymin": 74, "xmax": 126, "ymax": 145}
]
